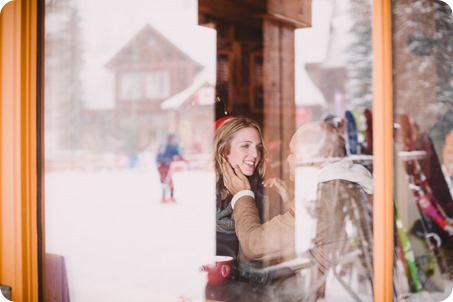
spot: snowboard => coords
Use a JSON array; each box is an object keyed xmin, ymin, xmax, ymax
[
  {"xmin": 363, "ymin": 108, "xmax": 373, "ymax": 155},
  {"xmin": 345, "ymin": 110, "xmax": 359, "ymax": 155}
]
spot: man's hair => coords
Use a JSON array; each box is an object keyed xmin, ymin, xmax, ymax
[{"xmin": 294, "ymin": 121, "xmax": 346, "ymax": 164}]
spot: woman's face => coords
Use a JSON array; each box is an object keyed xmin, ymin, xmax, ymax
[{"xmin": 226, "ymin": 127, "xmax": 262, "ymax": 177}]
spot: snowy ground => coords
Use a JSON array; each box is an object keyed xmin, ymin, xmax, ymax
[
  {"xmin": 44, "ymin": 163, "xmax": 453, "ymax": 302},
  {"xmin": 45, "ymin": 165, "xmax": 216, "ymax": 302}
]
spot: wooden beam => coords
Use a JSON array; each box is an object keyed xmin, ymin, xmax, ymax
[
  {"xmin": 198, "ymin": 0, "xmax": 265, "ymax": 25},
  {"xmin": 199, "ymin": 0, "xmax": 311, "ymax": 29},
  {"xmin": 267, "ymin": 0, "xmax": 311, "ymax": 28}
]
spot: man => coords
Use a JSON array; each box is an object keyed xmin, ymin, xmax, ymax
[{"xmin": 223, "ymin": 121, "xmax": 374, "ymax": 299}]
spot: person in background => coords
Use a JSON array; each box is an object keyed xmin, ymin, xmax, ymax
[
  {"xmin": 223, "ymin": 121, "xmax": 374, "ymax": 300},
  {"xmin": 213, "ymin": 117, "xmax": 271, "ymax": 284},
  {"xmin": 156, "ymin": 133, "xmax": 183, "ymax": 203}
]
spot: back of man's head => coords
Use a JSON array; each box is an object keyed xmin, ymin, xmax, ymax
[{"xmin": 293, "ymin": 121, "xmax": 346, "ymax": 164}]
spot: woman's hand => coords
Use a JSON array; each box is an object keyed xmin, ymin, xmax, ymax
[{"xmin": 263, "ymin": 178, "xmax": 293, "ymax": 204}]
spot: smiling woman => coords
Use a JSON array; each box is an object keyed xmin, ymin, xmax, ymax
[
  {"xmin": 224, "ymin": 126, "xmax": 263, "ymax": 176},
  {"xmin": 213, "ymin": 117, "xmax": 271, "ymax": 285}
]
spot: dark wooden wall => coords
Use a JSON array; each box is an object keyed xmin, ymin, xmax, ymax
[{"xmin": 199, "ymin": 0, "xmax": 312, "ymax": 217}]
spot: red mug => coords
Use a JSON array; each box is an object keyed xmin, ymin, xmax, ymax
[{"xmin": 201, "ymin": 255, "xmax": 233, "ymax": 286}]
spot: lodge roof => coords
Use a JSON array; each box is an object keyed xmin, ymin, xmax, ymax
[{"xmin": 105, "ymin": 24, "xmax": 202, "ymax": 70}]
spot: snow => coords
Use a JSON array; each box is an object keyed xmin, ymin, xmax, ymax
[{"xmin": 45, "ymin": 167, "xmax": 215, "ymax": 301}]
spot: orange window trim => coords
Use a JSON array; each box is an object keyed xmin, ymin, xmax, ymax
[
  {"xmin": 373, "ymin": 0, "xmax": 394, "ymax": 301},
  {"xmin": 0, "ymin": 0, "xmax": 39, "ymax": 301}
]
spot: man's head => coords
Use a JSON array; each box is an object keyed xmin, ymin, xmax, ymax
[{"xmin": 287, "ymin": 121, "xmax": 346, "ymax": 181}]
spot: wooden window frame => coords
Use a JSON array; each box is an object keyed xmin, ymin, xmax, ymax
[
  {"xmin": 249, "ymin": 52, "xmax": 264, "ymax": 113},
  {"xmin": 0, "ymin": 0, "xmax": 393, "ymax": 301},
  {"xmin": 373, "ymin": 0, "xmax": 393, "ymax": 301},
  {"xmin": 0, "ymin": 0, "xmax": 39, "ymax": 301},
  {"xmin": 216, "ymin": 51, "xmax": 234, "ymax": 113}
]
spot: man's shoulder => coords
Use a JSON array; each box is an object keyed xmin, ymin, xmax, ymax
[
  {"xmin": 319, "ymin": 178, "xmax": 361, "ymax": 187},
  {"xmin": 318, "ymin": 179, "xmax": 367, "ymax": 201}
]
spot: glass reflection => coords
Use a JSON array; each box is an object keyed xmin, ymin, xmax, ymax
[
  {"xmin": 294, "ymin": 0, "xmax": 374, "ymax": 300},
  {"xmin": 42, "ymin": 0, "xmax": 453, "ymax": 300},
  {"xmin": 44, "ymin": 0, "xmax": 215, "ymax": 301},
  {"xmin": 393, "ymin": 0, "xmax": 453, "ymax": 301}
]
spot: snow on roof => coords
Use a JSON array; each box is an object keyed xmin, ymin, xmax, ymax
[{"xmin": 160, "ymin": 69, "xmax": 214, "ymax": 109}]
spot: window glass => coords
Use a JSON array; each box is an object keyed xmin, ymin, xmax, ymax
[
  {"xmin": 119, "ymin": 72, "xmax": 142, "ymax": 100},
  {"xmin": 294, "ymin": 0, "xmax": 375, "ymax": 300},
  {"xmin": 42, "ymin": 0, "xmax": 453, "ymax": 300},
  {"xmin": 44, "ymin": 0, "xmax": 216, "ymax": 301},
  {"xmin": 392, "ymin": 0, "xmax": 453, "ymax": 300},
  {"xmin": 144, "ymin": 71, "xmax": 170, "ymax": 99}
]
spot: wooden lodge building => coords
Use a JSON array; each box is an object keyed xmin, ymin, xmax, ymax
[{"xmin": 103, "ymin": 24, "xmax": 210, "ymax": 154}]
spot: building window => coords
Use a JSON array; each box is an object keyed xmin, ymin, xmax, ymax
[
  {"xmin": 119, "ymin": 72, "xmax": 142, "ymax": 100},
  {"xmin": 144, "ymin": 70, "xmax": 170, "ymax": 98},
  {"xmin": 119, "ymin": 71, "xmax": 170, "ymax": 100}
]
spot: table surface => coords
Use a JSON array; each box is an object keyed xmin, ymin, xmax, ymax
[
  {"xmin": 205, "ymin": 280, "xmax": 279, "ymax": 302},
  {"xmin": 203, "ymin": 257, "xmax": 313, "ymax": 301},
  {"xmin": 204, "ymin": 274, "xmax": 307, "ymax": 302}
]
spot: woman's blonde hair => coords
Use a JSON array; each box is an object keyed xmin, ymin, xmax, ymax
[{"xmin": 213, "ymin": 117, "xmax": 269, "ymax": 199}]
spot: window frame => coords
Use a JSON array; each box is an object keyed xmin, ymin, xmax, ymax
[
  {"xmin": 0, "ymin": 0, "xmax": 39, "ymax": 301},
  {"xmin": 0, "ymin": 0, "xmax": 394, "ymax": 301}
]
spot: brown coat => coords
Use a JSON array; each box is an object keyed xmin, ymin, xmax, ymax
[
  {"xmin": 233, "ymin": 196, "xmax": 296, "ymax": 263},
  {"xmin": 233, "ymin": 179, "xmax": 373, "ymax": 276}
]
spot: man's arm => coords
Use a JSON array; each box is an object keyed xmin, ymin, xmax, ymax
[
  {"xmin": 222, "ymin": 162, "xmax": 296, "ymax": 261},
  {"xmin": 233, "ymin": 196, "xmax": 296, "ymax": 261}
]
